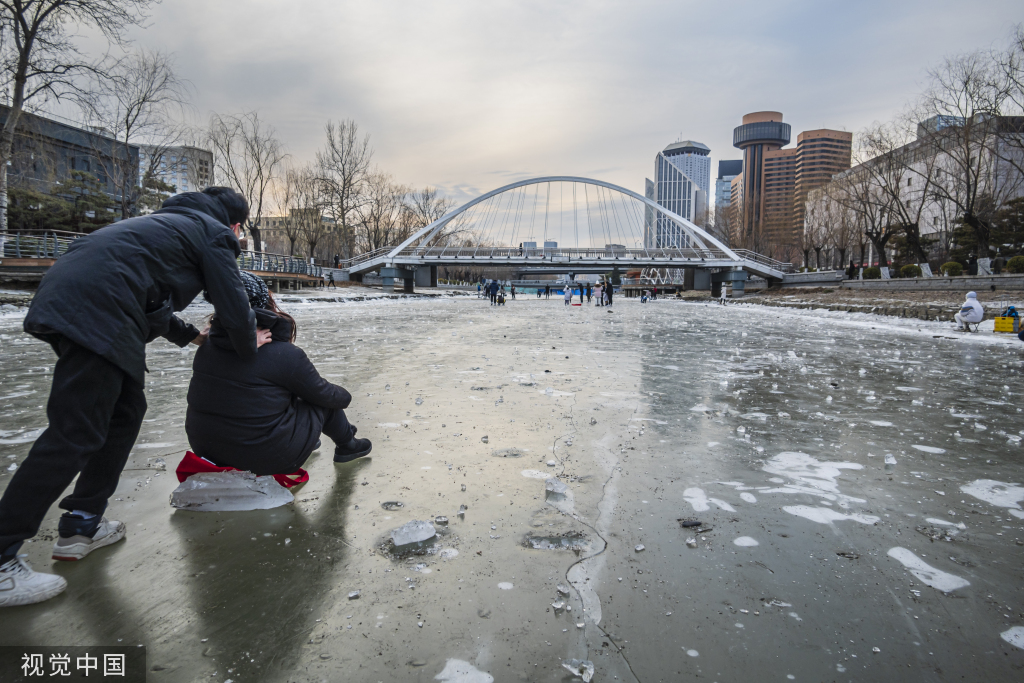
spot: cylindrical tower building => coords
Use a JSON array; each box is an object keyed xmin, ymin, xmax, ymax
[{"xmin": 733, "ymin": 112, "xmax": 791, "ymax": 244}]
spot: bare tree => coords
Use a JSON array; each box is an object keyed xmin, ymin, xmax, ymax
[
  {"xmin": 317, "ymin": 119, "xmax": 371, "ymax": 258},
  {"xmin": 85, "ymin": 48, "xmax": 189, "ymax": 219},
  {"xmin": 0, "ymin": 0, "xmax": 153, "ymax": 231},
  {"xmin": 296, "ymin": 164, "xmax": 328, "ymax": 259},
  {"xmin": 270, "ymin": 165, "xmax": 302, "ymax": 255},
  {"xmin": 356, "ymin": 170, "xmax": 407, "ymax": 253},
  {"xmin": 207, "ymin": 111, "xmax": 285, "ymax": 252},
  {"xmin": 917, "ymin": 48, "xmax": 1023, "ymax": 257}
]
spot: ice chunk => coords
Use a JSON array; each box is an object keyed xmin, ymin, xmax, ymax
[
  {"xmin": 435, "ymin": 516, "xmax": 449, "ymax": 525},
  {"xmin": 885, "ymin": 454, "xmax": 897, "ymax": 470},
  {"xmin": 561, "ymin": 659, "xmax": 595, "ymax": 682},
  {"xmin": 912, "ymin": 445, "xmax": 946, "ymax": 454},
  {"xmin": 481, "ymin": 435, "xmax": 488, "ymax": 444},
  {"xmin": 686, "ymin": 537, "xmax": 697, "ymax": 548},
  {"xmin": 886, "ymin": 547, "xmax": 970, "ymax": 592},
  {"xmin": 169, "ymin": 471, "xmax": 293, "ymax": 512},
  {"xmin": 552, "ymin": 600, "xmax": 566, "ymax": 612},
  {"xmin": 557, "ymin": 584, "xmax": 570, "ymax": 596},
  {"xmin": 545, "ymin": 478, "xmax": 568, "ymax": 494},
  {"xmin": 415, "ymin": 397, "xmax": 423, "ymax": 405},
  {"xmin": 390, "ymin": 520, "xmax": 436, "ymax": 549},
  {"xmin": 635, "ymin": 544, "xmax": 645, "ymax": 552},
  {"xmin": 348, "ymin": 590, "xmax": 360, "ymax": 600}
]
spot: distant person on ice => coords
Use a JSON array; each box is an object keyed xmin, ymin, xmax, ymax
[
  {"xmin": 186, "ymin": 272, "xmax": 371, "ymax": 478},
  {"xmin": 0, "ymin": 187, "xmax": 264, "ymax": 607},
  {"xmin": 954, "ymin": 291, "xmax": 984, "ymax": 330},
  {"xmin": 564, "ymin": 286, "xmax": 572, "ymax": 306}
]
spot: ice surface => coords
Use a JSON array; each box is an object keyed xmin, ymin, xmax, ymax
[
  {"xmin": 521, "ymin": 469, "xmax": 549, "ymax": 479},
  {"xmin": 887, "ymin": 547, "xmax": 970, "ymax": 592},
  {"xmin": 390, "ymin": 520, "xmax": 437, "ymax": 549},
  {"xmin": 561, "ymin": 659, "xmax": 595, "ymax": 682},
  {"xmin": 434, "ymin": 659, "xmax": 494, "ymax": 683},
  {"xmin": 169, "ymin": 471, "xmax": 293, "ymax": 512}
]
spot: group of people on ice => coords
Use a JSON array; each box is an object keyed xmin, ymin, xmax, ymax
[{"xmin": 0, "ymin": 188, "xmax": 371, "ymax": 607}]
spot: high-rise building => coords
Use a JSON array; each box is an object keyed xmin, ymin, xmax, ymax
[
  {"xmin": 715, "ymin": 159, "xmax": 742, "ymax": 208},
  {"xmin": 732, "ymin": 111, "xmax": 851, "ymax": 249},
  {"xmin": 660, "ymin": 140, "xmax": 711, "ymax": 199},
  {"xmin": 647, "ymin": 145, "xmax": 708, "ymax": 249},
  {"xmin": 732, "ymin": 112, "xmax": 791, "ymax": 246},
  {"xmin": 792, "ymin": 129, "xmax": 853, "ymax": 241}
]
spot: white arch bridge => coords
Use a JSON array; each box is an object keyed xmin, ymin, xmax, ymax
[{"xmin": 344, "ymin": 176, "xmax": 792, "ymax": 291}]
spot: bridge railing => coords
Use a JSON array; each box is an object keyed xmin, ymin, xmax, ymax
[
  {"xmin": 237, "ymin": 252, "xmax": 323, "ymax": 278},
  {"xmin": 1, "ymin": 231, "xmax": 82, "ymax": 259},
  {"xmin": 376, "ymin": 245, "xmax": 742, "ymax": 262},
  {"xmin": 2, "ymin": 231, "xmax": 324, "ymax": 278},
  {"xmin": 731, "ymin": 249, "xmax": 794, "ymax": 273}
]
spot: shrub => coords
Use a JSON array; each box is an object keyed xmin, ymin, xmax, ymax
[
  {"xmin": 940, "ymin": 261, "xmax": 963, "ymax": 276},
  {"xmin": 863, "ymin": 266, "xmax": 881, "ymax": 279},
  {"xmin": 1007, "ymin": 255, "xmax": 1024, "ymax": 274},
  {"xmin": 900, "ymin": 264, "xmax": 923, "ymax": 278}
]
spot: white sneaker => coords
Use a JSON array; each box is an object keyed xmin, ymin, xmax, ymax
[
  {"xmin": 52, "ymin": 518, "xmax": 126, "ymax": 561},
  {"xmin": 0, "ymin": 556, "xmax": 67, "ymax": 607}
]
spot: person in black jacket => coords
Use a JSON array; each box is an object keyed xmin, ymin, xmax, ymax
[
  {"xmin": 186, "ymin": 272, "xmax": 371, "ymax": 475},
  {"xmin": 0, "ymin": 188, "xmax": 266, "ymax": 608}
]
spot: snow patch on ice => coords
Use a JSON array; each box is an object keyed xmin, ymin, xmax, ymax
[
  {"xmin": 434, "ymin": 659, "xmax": 494, "ymax": 683},
  {"xmin": 521, "ymin": 470, "xmax": 550, "ymax": 479},
  {"xmin": 740, "ymin": 492, "xmax": 757, "ymax": 503},
  {"xmin": 912, "ymin": 445, "xmax": 946, "ymax": 454},
  {"xmin": 960, "ymin": 479, "xmax": 1024, "ymax": 514},
  {"xmin": 887, "ymin": 547, "xmax": 970, "ymax": 592},
  {"xmin": 733, "ymin": 536, "xmax": 759, "ymax": 547},
  {"xmin": 869, "ymin": 421, "xmax": 893, "ymax": 427},
  {"xmin": 1002, "ymin": 626, "xmax": 1024, "ymax": 650},
  {"xmin": 683, "ymin": 488, "xmax": 735, "ymax": 512},
  {"xmin": 783, "ymin": 505, "xmax": 879, "ymax": 525},
  {"xmin": 925, "ymin": 518, "xmax": 966, "ymax": 529},
  {"xmin": 497, "ymin": 582, "xmax": 514, "ymax": 590},
  {"xmin": 762, "ymin": 452, "xmax": 865, "ymax": 505}
]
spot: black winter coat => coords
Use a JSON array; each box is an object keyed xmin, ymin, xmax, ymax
[
  {"xmin": 24, "ymin": 193, "xmax": 257, "ymax": 383},
  {"xmin": 185, "ymin": 311, "xmax": 352, "ymax": 472}
]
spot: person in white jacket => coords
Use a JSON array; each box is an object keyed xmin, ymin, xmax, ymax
[{"xmin": 954, "ymin": 291, "xmax": 984, "ymax": 330}]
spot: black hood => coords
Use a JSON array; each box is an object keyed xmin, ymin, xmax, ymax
[
  {"xmin": 158, "ymin": 192, "xmax": 232, "ymax": 227},
  {"xmin": 210, "ymin": 308, "xmax": 292, "ymax": 351}
]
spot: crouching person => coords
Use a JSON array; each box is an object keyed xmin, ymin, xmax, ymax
[{"xmin": 186, "ymin": 273, "xmax": 371, "ymax": 478}]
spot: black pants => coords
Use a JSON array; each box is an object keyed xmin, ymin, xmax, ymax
[
  {"xmin": 0, "ymin": 339, "xmax": 146, "ymax": 557},
  {"xmin": 273, "ymin": 406, "xmax": 354, "ymax": 474},
  {"xmin": 490, "ymin": 292, "xmax": 497, "ymax": 304}
]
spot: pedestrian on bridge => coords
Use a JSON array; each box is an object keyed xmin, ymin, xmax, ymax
[{"xmin": 0, "ymin": 187, "xmax": 266, "ymax": 608}]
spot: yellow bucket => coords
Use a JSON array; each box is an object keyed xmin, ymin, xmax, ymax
[{"xmin": 994, "ymin": 316, "xmax": 1019, "ymax": 333}]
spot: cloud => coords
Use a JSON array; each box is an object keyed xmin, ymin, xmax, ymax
[{"xmin": 106, "ymin": 0, "xmax": 1021, "ymax": 204}]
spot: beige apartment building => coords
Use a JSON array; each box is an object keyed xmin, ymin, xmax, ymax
[{"xmin": 731, "ymin": 111, "xmax": 851, "ymax": 252}]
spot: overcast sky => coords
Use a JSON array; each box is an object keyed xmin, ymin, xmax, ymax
[{"xmin": 113, "ymin": 0, "xmax": 1022, "ymax": 206}]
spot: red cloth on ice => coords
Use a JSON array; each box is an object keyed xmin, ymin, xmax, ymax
[{"xmin": 175, "ymin": 450, "xmax": 309, "ymax": 489}]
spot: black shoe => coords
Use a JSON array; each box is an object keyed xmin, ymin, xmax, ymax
[
  {"xmin": 57, "ymin": 512, "xmax": 102, "ymax": 539},
  {"xmin": 334, "ymin": 437, "xmax": 372, "ymax": 463}
]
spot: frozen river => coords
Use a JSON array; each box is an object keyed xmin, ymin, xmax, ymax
[{"xmin": 1, "ymin": 294, "xmax": 1023, "ymax": 682}]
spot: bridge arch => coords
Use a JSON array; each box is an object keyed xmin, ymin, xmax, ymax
[{"xmin": 387, "ymin": 176, "xmax": 739, "ymax": 261}]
